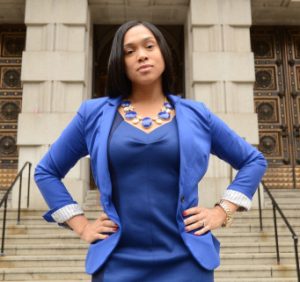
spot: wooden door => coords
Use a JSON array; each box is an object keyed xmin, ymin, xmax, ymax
[
  {"xmin": 0, "ymin": 25, "xmax": 25, "ymax": 189},
  {"xmin": 251, "ymin": 26, "xmax": 300, "ymax": 189}
]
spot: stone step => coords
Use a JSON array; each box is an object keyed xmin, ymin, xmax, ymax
[
  {"xmin": 0, "ymin": 216, "xmax": 100, "ymax": 225},
  {"xmin": 218, "ymin": 221, "xmax": 300, "ymax": 231},
  {"xmin": 264, "ymin": 204, "xmax": 300, "ymax": 209},
  {"xmin": 214, "ymin": 264, "xmax": 298, "ymax": 278},
  {"xmin": 266, "ymin": 189, "xmax": 300, "ymax": 194},
  {"xmin": 219, "ymin": 242, "xmax": 295, "ymax": 253},
  {"xmin": 0, "ymin": 255, "xmax": 85, "ymax": 268},
  {"xmin": 264, "ymin": 197, "xmax": 300, "ymax": 204},
  {"xmin": 0, "ymin": 244, "xmax": 88, "ymax": 256},
  {"xmin": 219, "ymin": 252, "xmax": 297, "ymax": 265},
  {"xmin": 85, "ymin": 190, "xmax": 99, "ymax": 195},
  {"xmin": 4, "ymin": 281, "xmax": 90, "ymax": 282},
  {"xmin": 2, "ymin": 234, "xmax": 83, "ymax": 245},
  {"xmin": 216, "ymin": 278, "xmax": 297, "ymax": 282},
  {"xmin": 0, "ymin": 267, "xmax": 90, "ymax": 281},
  {"xmin": 83, "ymin": 196, "xmax": 100, "ymax": 201},
  {"xmin": 213, "ymin": 231, "xmax": 296, "ymax": 239}
]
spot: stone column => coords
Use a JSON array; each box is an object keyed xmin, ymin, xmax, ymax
[
  {"xmin": 186, "ymin": 0, "xmax": 263, "ymax": 208},
  {"xmin": 14, "ymin": 0, "xmax": 92, "ymax": 209}
]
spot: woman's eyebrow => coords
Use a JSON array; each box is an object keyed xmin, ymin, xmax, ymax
[{"xmin": 123, "ymin": 36, "xmax": 155, "ymax": 48}]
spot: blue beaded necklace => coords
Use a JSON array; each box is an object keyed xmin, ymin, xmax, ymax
[{"xmin": 121, "ymin": 98, "xmax": 174, "ymax": 129}]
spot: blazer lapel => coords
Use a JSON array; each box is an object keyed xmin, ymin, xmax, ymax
[
  {"xmin": 96, "ymin": 96, "xmax": 122, "ymax": 223},
  {"xmin": 168, "ymin": 94, "xmax": 192, "ymax": 206},
  {"xmin": 169, "ymin": 95, "xmax": 191, "ymax": 186}
]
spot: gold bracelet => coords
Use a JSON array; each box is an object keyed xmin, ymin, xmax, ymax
[{"xmin": 214, "ymin": 200, "xmax": 234, "ymax": 228}]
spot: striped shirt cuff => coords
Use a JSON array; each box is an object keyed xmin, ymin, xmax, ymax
[
  {"xmin": 51, "ymin": 203, "xmax": 84, "ymax": 223},
  {"xmin": 222, "ymin": 189, "xmax": 252, "ymax": 211}
]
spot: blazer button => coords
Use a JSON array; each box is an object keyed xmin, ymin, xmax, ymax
[{"xmin": 180, "ymin": 195, "xmax": 185, "ymax": 203}]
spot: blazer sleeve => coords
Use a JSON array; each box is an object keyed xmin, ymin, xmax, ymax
[
  {"xmin": 34, "ymin": 101, "xmax": 89, "ymax": 226},
  {"xmin": 203, "ymin": 103, "xmax": 268, "ymax": 211}
]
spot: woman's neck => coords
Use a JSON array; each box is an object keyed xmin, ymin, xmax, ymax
[
  {"xmin": 126, "ymin": 83, "xmax": 167, "ymax": 116},
  {"xmin": 129, "ymin": 83, "xmax": 165, "ymax": 105}
]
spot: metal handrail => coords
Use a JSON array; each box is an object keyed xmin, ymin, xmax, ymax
[
  {"xmin": 0, "ymin": 161, "xmax": 32, "ymax": 255},
  {"xmin": 257, "ymin": 180, "xmax": 299, "ymax": 282}
]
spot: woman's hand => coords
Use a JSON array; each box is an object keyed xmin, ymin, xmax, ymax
[
  {"xmin": 182, "ymin": 206, "xmax": 227, "ymax": 236},
  {"xmin": 79, "ymin": 212, "xmax": 119, "ymax": 243},
  {"xmin": 66, "ymin": 212, "xmax": 119, "ymax": 244}
]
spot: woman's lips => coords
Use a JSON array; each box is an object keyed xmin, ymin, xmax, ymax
[{"xmin": 137, "ymin": 64, "xmax": 153, "ymax": 72}]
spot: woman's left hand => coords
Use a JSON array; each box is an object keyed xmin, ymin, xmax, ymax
[{"xmin": 182, "ymin": 206, "xmax": 227, "ymax": 236}]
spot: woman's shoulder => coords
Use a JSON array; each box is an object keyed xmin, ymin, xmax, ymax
[
  {"xmin": 83, "ymin": 96, "xmax": 110, "ymax": 109},
  {"xmin": 76, "ymin": 96, "xmax": 109, "ymax": 116},
  {"xmin": 173, "ymin": 95, "xmax": 211, "ymax": 117}
]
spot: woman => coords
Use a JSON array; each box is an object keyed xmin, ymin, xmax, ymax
[{"xmin": 34, "ymin": 20, "xmax": 268, "ymax": 282}]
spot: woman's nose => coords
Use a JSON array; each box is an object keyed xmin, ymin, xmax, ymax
[{"xmin": 137, "ymin": 49, "xmax": 148, "ymax": 62}]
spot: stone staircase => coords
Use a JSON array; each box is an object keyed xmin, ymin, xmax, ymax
[
  {"xmin": 0, "ymin": 189, "xmax": 299, "ymax": 281},
  {"xmin": 214, "ymin": 188, "xmax": 300, "ymax": 282}
]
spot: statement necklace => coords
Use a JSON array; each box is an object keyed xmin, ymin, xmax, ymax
[{"xmin": 120, "ymin": 98, "xmax": 174, "ymax": 129}]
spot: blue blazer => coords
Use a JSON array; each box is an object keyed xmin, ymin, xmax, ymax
[{"xmin": 34, "ymin": 94, "xmax": 268, "ymax": 275}]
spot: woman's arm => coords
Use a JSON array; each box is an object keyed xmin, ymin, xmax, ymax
[
  {"xmin": 34, "ymin": 101, "xmax": 89, "ymax": 227},
  {"xmin": 183, "ymin": 104, "xmax": 267, "ymax": 235},
  {"xmin": 205, "ymin": 103, "xmax": 268, "ymax": 211}
]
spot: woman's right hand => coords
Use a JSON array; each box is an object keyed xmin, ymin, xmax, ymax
[{"xmin": 79, "ymin": 212, "xmax": 119, "ymax": 244}]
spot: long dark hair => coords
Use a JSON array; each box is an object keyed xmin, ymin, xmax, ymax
[{"xmin": 106, "ymin": 20, "xmax": 174, "ymax": 99}]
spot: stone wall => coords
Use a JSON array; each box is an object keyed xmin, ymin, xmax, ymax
[
  {"xmin": 14, "ymin": 0, "xmax": 91, "ymax": 209},
  {"xmin": 186, "ymin": 0, "xmax": 262, "ymax": 208}
]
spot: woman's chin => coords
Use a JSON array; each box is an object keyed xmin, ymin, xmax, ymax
[{"xmin": 132, "ymin": 77, "xmax": 162, "ymax": 87}]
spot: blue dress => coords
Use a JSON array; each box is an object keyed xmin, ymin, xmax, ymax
[{"xmin": 92, "ymin": 111, "xmax": 214, "ymax": 282}]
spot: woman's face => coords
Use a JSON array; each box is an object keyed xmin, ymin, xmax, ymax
[{"xmin": 123, "ymin": 24, "xmax": 165, "ymax": 88}]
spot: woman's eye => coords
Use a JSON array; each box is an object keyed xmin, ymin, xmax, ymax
[
  {"xmin": 125, "ymin": 50, "xmax": 134, "ymax": 55},
  {"xmin": 146, "ymin": 44, "xmax": 154, "ymax": 49}
]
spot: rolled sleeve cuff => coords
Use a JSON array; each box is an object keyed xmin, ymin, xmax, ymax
[
  {"xmin": 43, "ymin": 203, "xmax": 84, "ymax": 224},
  {"xmin": 222, "ymin": 189, "xmax": 252, "ymax": 211}
]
